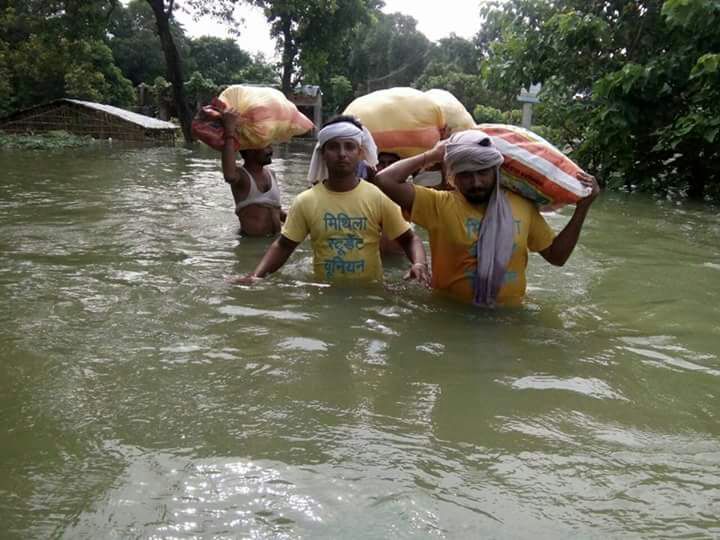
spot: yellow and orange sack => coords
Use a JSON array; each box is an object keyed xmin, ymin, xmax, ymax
[
  {"xmin": 476, "ymin": 124, "xmax": 591, "ymax": 207},
  {"xmin": 343, "ymin": 87, "xmax": 445, "ymax": 158},
  {"xmin": 424, "ymin": 89, "xmax": 475, "ymax": 135},
  {"xmin": 192, "ymin": 85, "xmax": 314, "ymax": 151}
]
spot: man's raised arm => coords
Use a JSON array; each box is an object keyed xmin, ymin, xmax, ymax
[
  {"xmin": 221, "ymin": 109, "xmax": 244, "ymax": 185},
  {"xmin": 373, "ymin": 141, "xmax": 446, "ymax": 215},
  {"xmin": 540, "ymin": 172, "xmax": 600, "ymax": 266}
]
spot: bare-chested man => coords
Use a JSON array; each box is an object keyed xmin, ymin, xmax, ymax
[{"xmin": 221, "ymin": 110, "xmax": 286, "ymax": 236}]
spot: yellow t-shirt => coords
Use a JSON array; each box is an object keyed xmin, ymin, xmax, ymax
[
  {"xmin": 411, "ymin": 187, "xmax": 555, "ymax": 305},
  {"xmin": 282, "ymin": 180, "xmax": 411, "ymax": 281}
]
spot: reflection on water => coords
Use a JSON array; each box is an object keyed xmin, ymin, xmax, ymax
[{"xmin": 0, "ymin": 143, "xmax": 719, "ymax": 538}]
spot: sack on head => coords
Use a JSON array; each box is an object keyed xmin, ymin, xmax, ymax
[
  {"xmin": 425, "ymin": 89, "xmax": 475, "ymax": 135},
  {"xmin": 192, "ymin": 85, "xmax": 315, "ymax": 150},
  {"xmin": 343, "ymin": 87, "xmax": 446, "ymax": 158}
]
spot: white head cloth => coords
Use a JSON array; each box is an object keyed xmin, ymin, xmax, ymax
[
  {"xmin": 444, "ymin": 130, "xmax": 513, "ymax": 307},
  {"xmin": 307, "ymin": 121, "xmax": 378, "ymax": 184}
]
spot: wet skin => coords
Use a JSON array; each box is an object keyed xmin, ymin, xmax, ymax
[{"xmin": 231, "ymin": 147, "xmax": 283, "ymax": 237}]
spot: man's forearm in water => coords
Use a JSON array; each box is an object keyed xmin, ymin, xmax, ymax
[
  {"xmin": 396, "ymin": 230, "xmax": 426, "ymax": 266},
  {"xmin": 395, "ymin": 230, "xmax": 430, "ymax": 286},
  {"xmin": 251, "ymin": 235, "xmax": 298, "ymax": 277}
]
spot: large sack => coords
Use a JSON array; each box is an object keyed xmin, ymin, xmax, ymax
[
  {"xmin": 343, "ymin": 87, "xmax": 445, "ymax": 158},
  {"xmin": 191, "ymin": 98, "xmax": 229, "ymax": 151},
  {"xmin": 476, "ymin": 123, "xmax": 591, "ymax": 207},
  {"xmin": 192, "ymin": 85, "xmax": 314, "ymax": 151},
  {"xmin": 425, "ymin": 89, "xmax": 475, "ymax": 135}
]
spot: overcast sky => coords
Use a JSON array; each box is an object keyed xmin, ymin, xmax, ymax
[{"xmin": 174, "ymin": 1, "xmax": 484, "ymax": 60}]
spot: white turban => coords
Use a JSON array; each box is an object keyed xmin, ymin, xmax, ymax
[
  {"xmin": 307, "ymin": 122, "xmax": 378, "ymax": 183},
  {"xmin": 445, "ymin": 130, "xmax": 512, "ymax": 307}
]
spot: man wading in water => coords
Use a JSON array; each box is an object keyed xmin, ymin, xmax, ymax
[
  {"xmin": 222, "ymin": 109, "xmax": 286, "ymax": 236},
  {"xmin": 372, "ymin": 130, "xmax": 600, "ymax": 307},
  {"xmin": 232, "ymin": 115, "xmax": 430, "ymax": 285}
]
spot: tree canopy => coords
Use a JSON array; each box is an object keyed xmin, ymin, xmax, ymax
[
  {"xmin": 252, "ymin": 0, "xmax": 380, "ymax": 94},
  {"xmin": 0, "ymin": 0, "xmax": 135, "ymax": 114},
  {"xmin": 1, "ymin": 0, "xmax": 718, "ymax": 199},
  {"xmin": 479, "ymin": 0, "xmax": 720, "ymax": 199}
]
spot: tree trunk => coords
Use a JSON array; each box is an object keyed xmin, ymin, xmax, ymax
[
  {"xmin": 280, "ymin": 15, "xmax": 296, "ymax": 95},
  {"xmin": 147, "ymin": 0, "xmax": 194, "ymax": 143}
]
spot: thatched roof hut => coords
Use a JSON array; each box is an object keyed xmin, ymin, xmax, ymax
[{"xmin": 0, "ymin": 99, "xmax": 178, "ymax": 143}]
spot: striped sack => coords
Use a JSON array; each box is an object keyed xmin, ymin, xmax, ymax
[{"xmin": 476, "ymin": 124, "xmax": 591, "ymax": 207}]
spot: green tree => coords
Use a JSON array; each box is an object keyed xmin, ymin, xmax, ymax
[
  {"xmin": 235, "ymin": 53, "xmax": 279, "ymax": 84},
  {"xmin": 0, "ymin": 1, "xmax": 135, "ymax": 112},
  {"xmin": 142, "ymin": 0, "xmax": 248, "ymax": 142},
  {"xmin": 480, "ymin": 0, "xmax": 720, "ymax": 199},
  {"xmin": 253, "ymin": 0, "xmax": 378, "ymax": 94},
  {"xmin": 324, "ymin": 74, "xmax": 353, "ymax": 115},
  {"xmin": 144, "ymin": 0, "xmax": 196, "ymax": 142},
  {"xmin": 472, "ymin": 104, "xmax": 521, "ymax": 125},
  {"xmin": 185, "ymin": 70, "xmax": 217, "ymax": 111},
  {"xmin": 64, "ymin": 40, "xmax": 136, "ymax": 105},
  {"xmin": 107, "ymin": 1, "xmax": 276, "ymax": 126},
  {"xmin": 429, "ymin": 34, "xmax": 480, "ymax": 75},
  {"xmin": 0, "ymin": 38, "xmax": 13, "ymax": 115},
  {"xmin": 590, "ymin": 0, "xmax": 720, "ymax": 198},
  {"xmin": 188, "ymin": 36, "xmax": 253, "ymax": 84},
  {"xmin": 346, "ymin": 11, "xmax": 431, "ymax": 94},
  {"xmin": 108, "ymin": 0, "xmax": 190, "ymax": 86},
  {"xmin": 414, "ymin": 35, "xmax": 512, "ymax": 115}
]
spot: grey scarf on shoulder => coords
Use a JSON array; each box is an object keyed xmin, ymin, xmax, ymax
[{"xmin": 445, "ymin": 130, "xmax": 512, "ymax": 306}]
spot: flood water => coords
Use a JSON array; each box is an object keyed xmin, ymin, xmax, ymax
[{"xmin": 1, "ymin": 143, "xmax": 719, "ymax": 538}]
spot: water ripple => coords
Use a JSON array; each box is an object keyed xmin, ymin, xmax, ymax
[{"xmin": 507, "ymin": 375, "xmax": 627, "ymax": 400}]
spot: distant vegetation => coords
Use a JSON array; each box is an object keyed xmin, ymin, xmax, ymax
[
  {"xmin": 1, "ymin": 0, "xmax": 718, "ymax": 199},
  {"xmin": 0, "ymin": 130, "xmax": 97, "ymax": 150}
]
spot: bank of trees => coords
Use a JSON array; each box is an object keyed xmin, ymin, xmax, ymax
[
  {"xmin": 0, "ymin": 1, "xmax": 135, "ymax": 115},
  {"xmin": 476, "ymin": 0, "xmax": 720, "ymax": 199},
  {"xmin": 276, "ymin": 0, "xmax": 719, "ymax": 199},
  {"xmin": 0, "ymin": 0, "xmax": 275, "ymax": 136},
  {"xmin": 1, "ymin": 0, "xmax": 717, "ymax": 198},
  {"xmin": 113, "ymin": 0, "xmax": 276, "ymax": 140}
]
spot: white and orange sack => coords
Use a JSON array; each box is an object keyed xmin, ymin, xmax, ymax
[
  {"xmin": 343, "ymin": 87, "xmax": 445, "ymax": 158},
  {"xmin": 476, "ymin": 123, "xmax": 591, "ymax": 207},
  {"xmin": 424, "ymin": 89, "xmax": 475, "ymax": 135},
  {"xmin": 192, "ymin": 85, "xmax": 314, "ymax": 151}
]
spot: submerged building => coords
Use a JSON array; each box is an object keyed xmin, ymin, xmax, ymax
[{"xmin": 0, "ymin": 98, "xmax": 178, "ymax": 143}]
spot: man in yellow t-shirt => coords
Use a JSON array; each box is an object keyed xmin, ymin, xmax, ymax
[
  {"xmin": 412, "ymin": 187, "xmax": 555, "ymax": 305},
  {"xmin": 233, "ymin": 116, "xmax": 430, "ymax": 285},
  {"xmin": 282, "ymin": 179, "xmax": 411, "ymax": 281},
  {"xmin": 373, "ymin": 131, "xmax": 600, "ymax": 306}
]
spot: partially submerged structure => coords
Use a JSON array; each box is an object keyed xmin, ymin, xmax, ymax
[
  {"xmin": 0, "ymin": 98, "xmax": 178, "ymax": 143},
  {"xmin": 288, "ymin": 85, "xmax": 322, "ymax": 132}
]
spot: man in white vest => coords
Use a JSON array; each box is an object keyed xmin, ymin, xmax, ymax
[{"xmin": 222, "ymin": 111, "xmax": 286, "ymax": 236}]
